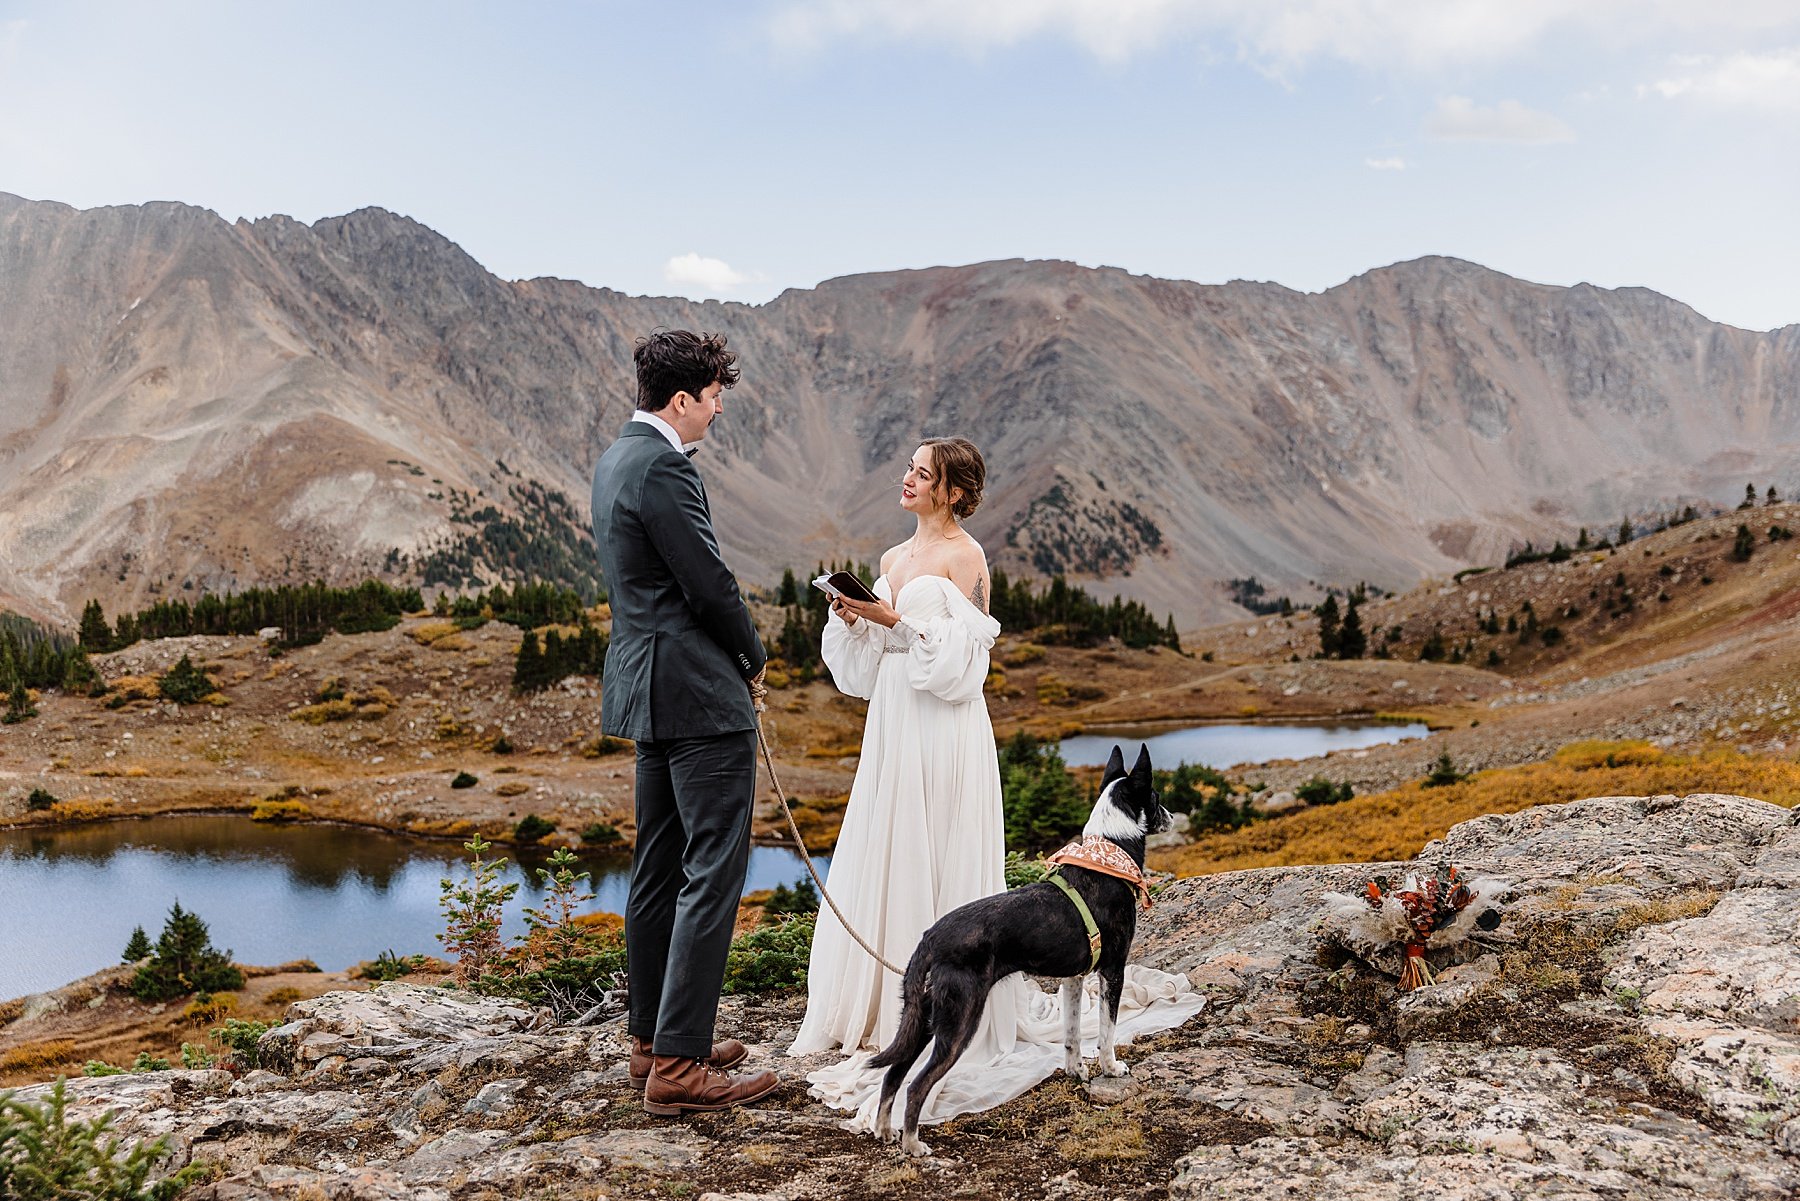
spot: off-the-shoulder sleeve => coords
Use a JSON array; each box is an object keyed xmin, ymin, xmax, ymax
[
  {"xmin": 821, "ymin": 609, "xmax": 886, "ymax": 700},
  {"xmin": 902, "ymin": 583, "xmax": 1002, "ymax": 704}
]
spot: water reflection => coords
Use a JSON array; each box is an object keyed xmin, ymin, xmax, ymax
[
  {"xmin": 1059, "ymin": 720, "xmax": 1430, "ymax": 770},
  {"xmin": 0, "ymin": 816, "xmax": 824, "ymax": 1001}
]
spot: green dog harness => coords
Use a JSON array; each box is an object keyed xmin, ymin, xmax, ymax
[{"xmin": 1046, "ymin": 868, "xmax": 1102, "ymax": 972}]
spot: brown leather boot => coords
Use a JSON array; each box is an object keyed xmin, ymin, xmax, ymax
[
  {"xmin": 643, "ymin": 1054, "xmax": 778, "ymax": 1116},
  {"xmin": 628, "ymin": 1035, "xmax": 748, "ymax": 1090}
]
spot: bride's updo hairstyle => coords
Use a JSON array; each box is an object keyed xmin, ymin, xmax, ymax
[{"xmin": 919, "ymin": 437, "xmax": 985, "ymax": 520}]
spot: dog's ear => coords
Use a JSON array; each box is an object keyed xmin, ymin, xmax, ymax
[
  {"xmin": 1130, "ymin": 743, "xmax": 1153, "ymax": 782},
  {"xmin": 1105, "ymin": 744, "xmax": 1125, "ymax": 780}
]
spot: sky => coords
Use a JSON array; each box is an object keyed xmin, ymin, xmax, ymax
[{"xmin": 1, "ymin": 0, "xmax": 1796, "ymax": 330}]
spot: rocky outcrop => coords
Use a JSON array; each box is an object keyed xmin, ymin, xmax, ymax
[
  {"xmin": 4, "ymin": 191, "xmax": 1800, "ymax": 624},
  {"xmin": 6, "ymin": 793, "xmax": 1796, "ymax": 1199}
]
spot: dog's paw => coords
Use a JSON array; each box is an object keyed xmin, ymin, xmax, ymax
[
  {"xmin": 877, "ymin": 1123, "xmax": 899, "ymax": 1145},
  {"xmin": 901, "ymin": 1132, "xmax": 933, "ymax": 1158},
  {"xmin": 1072, "ymin": 1060, "xmax": 1092, "ymax": 1083},
  {"xmin": 1099, "ymin": 1058, "xmax": 1130, "ymax": 1078}
]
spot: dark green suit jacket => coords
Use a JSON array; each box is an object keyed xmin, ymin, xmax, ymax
[{"xmin": 591, "ymin": 422, "xmax": 767, "ymax": 741}]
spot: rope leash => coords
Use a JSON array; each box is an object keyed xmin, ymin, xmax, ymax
[{"xmin": 753, "ymin": 715, "xmax": 903, "ymax": 976}]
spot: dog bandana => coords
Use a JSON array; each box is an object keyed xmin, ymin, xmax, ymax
[{"xmin": 1045, "ymin": 834, "xmax": 1153, "ymax": 910}]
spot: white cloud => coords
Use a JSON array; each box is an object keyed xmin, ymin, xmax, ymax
[
  {"xmin": 1641, "ymin": 47, "xmax": 1800, "ymax": 110},
  {"xmin": 768, "ymin": 1, "xmax": 1800, "ymax": 72},
  {"xmin": 663, "ymin": 253, "xmax": 750, "ymax": 295},
  {"xmin": 1364, "ymin": 156, "xmax": 1406, "ymax": 170},
  {"xmin": 1424, "ymin": 96, "xmax": 1575, "ymax": 144}
]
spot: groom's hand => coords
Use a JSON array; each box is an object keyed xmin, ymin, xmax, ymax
[{"xmin": 748, "ymin": 666, "xmax": 769, "ymax": 713}]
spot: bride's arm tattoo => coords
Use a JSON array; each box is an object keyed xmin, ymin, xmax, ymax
[{"xmin": 971, "ymin": 577, "xmax": 988, "ymax": 613}]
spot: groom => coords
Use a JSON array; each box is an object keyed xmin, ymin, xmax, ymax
[{"xmin": 591, "ymin": 329, "xmax": 777, "ymax": 1114}]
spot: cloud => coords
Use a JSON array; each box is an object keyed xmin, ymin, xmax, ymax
[
  {"xmin": 663, "ymin": 253, "xmax": 750, "ymax": 295},
  {"xmin": 1424, "ymin": 96, "xmax": 1575, "ymax": 144},
  {"xmin": 1364, "ymin": 156, "xmax": 1406, "ymax": 170},
  {"xmin": 767, "ymin": 1, "xmax": 1800, "ymax": 72},
  {"xmin": 1640, "ymin": 47, "xmax": 1800, "ymax": 110}
]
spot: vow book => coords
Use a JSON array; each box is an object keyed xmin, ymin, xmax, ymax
[{"xmin": 812, "ymin": 571, "xmax": 878, "ymax": 604}]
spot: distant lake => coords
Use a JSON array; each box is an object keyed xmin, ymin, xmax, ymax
[
  {"xmin": 1059, "ymin": 720, "xmax": 1429, "ymax": 770},
  {"xmin": 0, "ymin": 816, "xmax": 824, "ymax": 1001}
]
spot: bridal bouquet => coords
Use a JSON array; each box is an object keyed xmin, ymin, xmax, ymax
[{"xmin": 1322, "ymin": 863, "xmax": 1505, "ymax": 991}]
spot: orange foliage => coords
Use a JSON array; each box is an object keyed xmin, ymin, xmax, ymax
[{"xmin": 1152, "ymin": 743, "xmax": 1800, "ymax": 878}]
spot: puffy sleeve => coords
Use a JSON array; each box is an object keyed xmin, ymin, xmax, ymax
[
  {"xmin": 900, "ymin": 582, "xmax": 1002, "ymax": 704},
  {"xmin": 821, "ymin": 608, "xmax": 886, "ymax": 700}
]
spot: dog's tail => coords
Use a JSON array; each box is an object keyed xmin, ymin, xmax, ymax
[{"xmin": 866, "ymin": 944, "xmax": 931, "ymax": 1070}]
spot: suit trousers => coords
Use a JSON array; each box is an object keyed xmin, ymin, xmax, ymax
[{"xmin": 626, "ymin": 728, "xmax": 758, "ymax": 1058}]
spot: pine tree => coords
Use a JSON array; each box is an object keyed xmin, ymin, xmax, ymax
[
  {"xmin": 1733, "ymin": 523, "xmax": 1756, "ymax": 561},
  {"xmin": 122, "ymin": 926, "xmax": 152, "ymax": 962},
  {"xmin": 1337, "ymin": 597, "xmax": 1366, "ymax": 660},
  {"xmin": 78, "ymin": 599, "xmax": 112, "ymax": 652},
  {"xmin": 1740, "ymin": 482, "xmax": 1757, "ymax": 510},
  {"xmin": 777, "ymin": 567, "xmax": 799, "ymax": 607},
  {"xmin": 129, "ymin": 901, "xmax": 244, "ymax": 1000},
  {"xmin": 158, "ymin": 654, "xmax": 214, "ymax": 704},
  {"xmin": 1617, "ymin": 517, "xmax": 1633, "ymax": 545},
  {"xmin": 1315, "ymin": 595, "xmax": 1342, "ymax": 659},
  {"xmin": 3, "ymin": 681, "xmax": 35, "ymax": 724},
  {"xmin": 513, "ymin": 630, "xmax": 544, "ymax": 692},
  {"xmin": 1164, "ymin": 614, "xmax": 1181, "ymax": 652},
  {"xmin": 1769, "ymin": 485, "xmax": 1782, "ymax": 506}
]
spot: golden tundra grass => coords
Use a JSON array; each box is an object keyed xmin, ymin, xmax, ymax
[{"xmin": 1153, "ymin": 741, "xmax": 1800, "ymax": 877}]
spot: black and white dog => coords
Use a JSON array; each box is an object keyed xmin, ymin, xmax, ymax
[{"xmin": 868, "ymin": 743, "xmax": 1171, "ymax": 1156}]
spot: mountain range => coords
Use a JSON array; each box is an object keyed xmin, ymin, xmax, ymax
[{"xmin": 2, "ymin": 190, "xmax": 1797, "ymax": 627}]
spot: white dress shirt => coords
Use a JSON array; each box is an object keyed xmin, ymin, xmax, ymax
[{"xmin": 630, "ymin": 409, "xmax": 694, "ymax": 455}]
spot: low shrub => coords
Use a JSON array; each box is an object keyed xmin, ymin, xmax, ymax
[
  {"xmin": 495, "ymin": 781, "xmax": 530, "ymax": 797},
  {"xmin": 512, "ymin": 814, "xmax": 557, "ymax": 844},
  {"xmin": 289, "ymin": 699, "xmax": 355, "ymax": 724},
  {"xmin": 450, "ymin": 771, "xmax": 479, "ymax": 789},
  {"xmin": 1004, "ymin": 850, "xmax": 1048, "ymax": 888},
  {"xmin": 1296, "ymin": 776, "xmax": 1354, "ymax": 807},
  {"xmin": 355, "ymin": 949, "xmax": 427, "ymax": 982},
  {"xmin": 1422, "ymin": 752, "xmax": 1467, "ymax": 789},
  {"xmin": 25, "ymin": 788, "xmax": 57, "ymax": 812},
  {"xmin": 581, "ymin": 735, "xmax": 630, "ymax": 758},
  {"xmin": 210, "ymin": 1018, "xmax": 275, "ymax": 1070},
  {"xmin": 250, "ymin": 799, "xmax": 311, "ymax": 823},
  {"xmin": 158, "ymin": 654, "xmax": 216, "ymax": 704},
  {"xmin": 721, "ymin": 915, "xmax": 813, "ymax": 994},
  {"xmin": 579, "ymin": 821, "xmax": 622, "ymax": 846},
  {"xmin": 180, "ymin": 991, "xmax": 236, "ymax": 1026},
  {"xmin": 0, "ymin": 1039, "xmax": 80, "ymax": 1075}
]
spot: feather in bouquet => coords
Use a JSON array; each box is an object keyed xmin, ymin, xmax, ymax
[{"xmin": 1321, "ymin": 863, "xmax": 1506, "ymax": 990}]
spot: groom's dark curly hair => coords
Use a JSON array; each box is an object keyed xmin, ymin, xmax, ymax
[{"xmin": 634, "ymin": 329, "xmax": 740, "ymax": 412}]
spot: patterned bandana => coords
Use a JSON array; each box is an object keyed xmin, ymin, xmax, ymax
[{"xmin": 1045, "ymin": 834, "xmax": 1152, "ymax": 910}]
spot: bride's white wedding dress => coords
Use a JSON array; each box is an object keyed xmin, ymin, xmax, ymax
[{"xmin": 788, "ymin": 573, "xmax": 1204, "ymax": 1131}]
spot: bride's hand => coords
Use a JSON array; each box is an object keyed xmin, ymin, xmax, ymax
[
  {"xmin": 837, "ymin": 595, "xmax": 901, "ymax": 628},
  {"xmin": 830, "ymin": 597, "xmax": 859, "ymax": 627}
]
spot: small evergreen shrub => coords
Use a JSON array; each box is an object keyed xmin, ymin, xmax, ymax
[
  {"xmin": 209, "ymin": 1018, "xmax": 275, "ymax": 1070},
  {"xmin": 1422, "ymin": 752, "xmax": 1468, "ymax": 789},
  {"xmin": 156, "ymin": 655, "xmax": 215, "ymax": 704},
  {"xmin": 451, "ymin": 771, "xmax": 479, "ymax": 789},
  {"xmin": 579, "ymin": 821, "xmax": 622, "ymax": 846},
  {"xmin": 1296, "ymin": 776, "xmax": 1354, "ymax": 807},
  {"xmin": 512, "ymin": 814, "xmax": 557, "ymax": 844},
  {"xmin": 721, "ymin": 916, "xmax": 813, "ymax": 994},
  {"xmin": 0, "ymin": 1079, "xmax": 179, "ymax": 1200},
  {"xmin": 26, "ymin": 788, "xmax": 58, "ymax": 812}
]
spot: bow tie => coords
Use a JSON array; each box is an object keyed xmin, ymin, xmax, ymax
[{"xmin": 684, "ymin": 447, "xmax": 699, "ymax": 459}]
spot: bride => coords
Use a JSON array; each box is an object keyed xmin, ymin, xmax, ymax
[{"xmin": 788, "ymin": 436, "xmax": 1204, "ymax": 1131}]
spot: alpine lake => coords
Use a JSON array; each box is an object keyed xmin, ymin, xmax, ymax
[{"xmin": 2, "ymin": 720, "xmax": 1425, "ymax": 999}]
